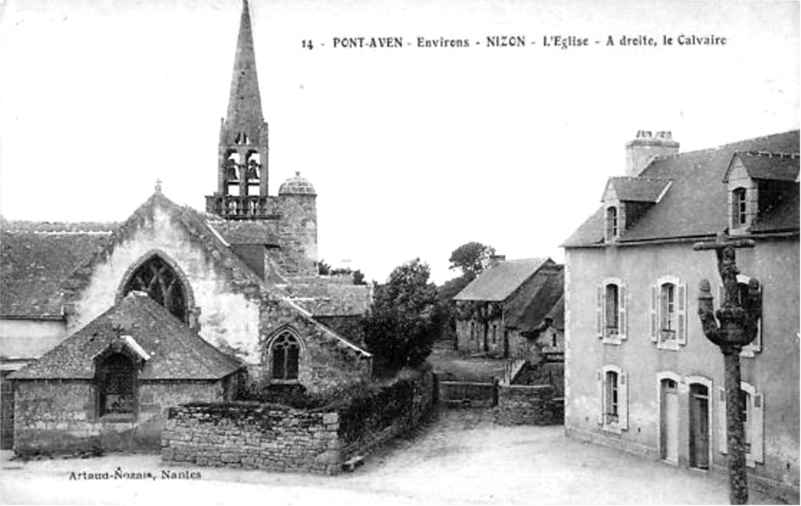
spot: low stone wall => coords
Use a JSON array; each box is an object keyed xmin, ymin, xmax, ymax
[
  {"xmin": 162, "ymin": 403, "xmax": 341, "ymax": 474},
  {"xmin": 494, "ymin": 384, "xmax": 563, "ymax": 425},
  {"xmin": 13, "ymin": 379, "xmax": 228, "ymax": 455},
  {"xmin": 162, "ymin": 369, "xmax": 434, "ymax": 474},
  {"xmin": 437, "ymin": 380, "xmax": 497, "ymax": 408}
]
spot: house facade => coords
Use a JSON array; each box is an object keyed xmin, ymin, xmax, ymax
[
  {"xmin": 563, "ymin": 129, "xmax": 799, "ymax": 501},
  {"xmin": 453, "ymin": 257, "xmax": 564, "ymax": 360},
  {"xmin": 2, "ymin": 0, "xmax": 372, "ymax": 453}
]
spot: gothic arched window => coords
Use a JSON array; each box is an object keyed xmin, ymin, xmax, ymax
[
  {"xmin": 122, "ymin": 255, "xmax": 187, "ymax": 322},
  {"xmin": 271, "ymin": 331, "xmax": 300, "ymax": 380},
  {"xmin": 98, "ymin": 353, "xmax": 136, "ymax": 416}
]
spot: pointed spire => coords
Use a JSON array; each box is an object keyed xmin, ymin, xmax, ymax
[{"xmin": 226, "ymin": 0, "xmax": 263, "ymax": 129}]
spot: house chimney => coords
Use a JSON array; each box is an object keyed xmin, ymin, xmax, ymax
[
  {"xmin": 625, "ymin": 130, "xmax": 679, "ymax": 176},
  {"xmin": 488, "ymin": 254, "xmax": 506, "ymax": 268}
]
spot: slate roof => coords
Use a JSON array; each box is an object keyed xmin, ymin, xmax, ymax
[
  {"xmin": 545, "ymin": 294, "xmax": 565, "ymax": 330},
  {"xmin": 1, "ymin": 191, "xmax": 372, "ymax": 358},
  {"xmin": 605, "ymin": 177, "xmax": 672, "ymax": 202},
  {"xmin": 727, "ymin": 151, "xmax": 799, "ymax": 182},
  {"xmin": 505, "ymin": 265, "xmax": 564, "ymax": 331},
  {"xmin": 564, "ymin": 130, "xmax": 800, "ymax": 247},
  {"xmin": 453, "ymin": 258, "xmax": 549, "ymax": 302},
  {"xmin": 750, "ymin": 184, "xmax": 800, "ymax": 234},
  {"xmin": 206, "ymin": 220, "xmax": 279, "ymax": 246},
  {"xmin": 9, "ymin": 292, "xmax": 243, "ymax": 381},
  {"xmin": 285, "ymin": 278, "xmax": 371, "ymax": 317},
  {"xmin": 1, "ymin": 226, "xmax": 112, "ymax": 318}
]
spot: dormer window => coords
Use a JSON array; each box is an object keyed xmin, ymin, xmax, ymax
[{"xmin": 606, "ymin": 206, "xmax": 619, "ymax": 240}]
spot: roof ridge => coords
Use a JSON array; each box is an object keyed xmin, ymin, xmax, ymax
[
  {"xmin": 609, "ymin": 176, "xmax": 673, "ymax": 182},
  {"xmin": 651, "ymin": 129, "xmax": 801, "ymax": 162},
  {"xmin": 739, "ymin": 150, "xmax": 800, "ymax": 159}
]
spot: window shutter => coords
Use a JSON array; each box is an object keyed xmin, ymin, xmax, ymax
[
  {"xmin": 597, "ymin": 369, "xmax": 604, "ymax": 424},
  {"xmin": 677, "ymin": 283, "xmax": 688, "ymax": 345},
  {"xmin": 718, "ymin": 387, "xmax": 728, "ymax": 454},
  {"xmin": 753, "ymin": 284, "xmax": 763, "ymax": 352},
  {"xmin": 753, "ymin": 393, "xmax": 764, "ymax": 463},
  {"xmin": 650, "ymin": 285, "xmax": 658, "ymax": 342},
  {"xmin": 596, "ymin": 285, "xmax": 604, "ymax": 339},
  {"xmin": 619, "ymin": 284, "xmax": 627, "ymax": 340},
  {"xmin": 619, "ymin": 372, "xmax": 629, "ymax": 430}
]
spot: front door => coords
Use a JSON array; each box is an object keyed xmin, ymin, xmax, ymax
[
  {"xmin": 661, "ymin": 379, "xmax": 679, "ymax": 463},
  {"xmin": 689, "ymin": 383, "xmax": 710, "ymax": 469}
]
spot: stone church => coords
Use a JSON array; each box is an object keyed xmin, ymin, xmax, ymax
[{"xmin": 1, "ymin": 0, "xmax": 372, "ymax": 453}]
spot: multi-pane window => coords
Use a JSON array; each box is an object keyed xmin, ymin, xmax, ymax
[
  {"xmin": 605, "ymin": 370, "xmax": 619, "ymax": 422},
  {"xmin": 605, "ymin": 284, "xmax": 619, "ymax": 336},
  {"xmin": 740, "ymin": 390, "xmax": 752, "ymax": 454},
  {"xmin": 597, "ymin": 279, "xmax": 626, "ymax": 342},
  {"xmin": 271, "ymin": 332, "xmax": 301, "ymax": 381},
  {"xmin": 733, "ymin": 188, "xmax": 748, "ymax": 227},
  {"xmin": 660, "ymin": 283, "xmax": 676, "ymax": 340},
  {"xmin": 651, "ymin": 277, "xmax": 687, "ymax": 348},
  {"xmin": 598, "ymin": 365, "xmax": 628, "ymax": 432},
  {"xmin": 606, "ymin": 206, "xmax": 618, "ymax": 240},
  {"xmin": 122, "ymin": 255, "xmax": 188, "ymax": 322},
  {"xmin": 98, "ymin": 353, "xmax": 135, "ymax": 417}
]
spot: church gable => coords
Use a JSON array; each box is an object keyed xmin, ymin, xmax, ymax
[{"xmin": 60, "ymin": 191, "xmax": 268, "ymax": 362}]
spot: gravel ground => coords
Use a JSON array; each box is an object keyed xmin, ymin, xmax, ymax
[{"xmin": 0, "ymin": 409, "xmax": 775, "ymax": 505}]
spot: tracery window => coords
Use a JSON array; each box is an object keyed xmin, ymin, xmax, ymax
[
  {"xmin": 122, "ymin": 255, "xmax": 187, "ymax": 322},
  {"xmin": 271, "ymin": 332, "xmax": 301, "ymax": 381}
]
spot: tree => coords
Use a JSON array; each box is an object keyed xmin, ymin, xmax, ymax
[
  {"xmin": 363, "ymin": 258, "xmax": 438, "ymax": 374},
  {"xmin": 448, "ymin": 241, "xmax": 496, "ymax": 278},
  {"xmin": 317, "ymin": 259, "xmax": 331, "ymax": 275},
  {"xmin": 440, "ymin": 242, "xmax": 497, "ymax": 347}
]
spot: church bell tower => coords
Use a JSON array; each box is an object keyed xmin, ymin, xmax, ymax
[{"xmin": 206, "ymin": 0, "xmax": 270, "ymax": 220}]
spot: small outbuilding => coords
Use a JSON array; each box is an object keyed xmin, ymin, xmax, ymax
[
  {"xmin": 9, "ymin": 292, "xmax": 245, "ymax": 455},
  {"xmin": 453, "ymin": 257, "xmax": 564, "ymax": 359}
]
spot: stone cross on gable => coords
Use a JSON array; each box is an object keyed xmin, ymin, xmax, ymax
[{"xmin": 155, "ymin": 178, "xmax": 163, "ymax": 193}]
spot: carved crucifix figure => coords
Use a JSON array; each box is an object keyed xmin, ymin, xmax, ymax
[{"xmin": 694, "ymin": 232, "xmax": 761, "ymax": 505}]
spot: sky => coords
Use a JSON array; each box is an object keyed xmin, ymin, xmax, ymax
[{"xmin": 0, "ymin": 0, "xmax": 798, "ymax": 284}]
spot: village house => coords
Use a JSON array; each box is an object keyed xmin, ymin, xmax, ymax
[
  {"xmin": 562, "ymin": 129, "xmax": 799, "ymax": 502},
  {"xmin": 453, "ymin": 257, "xmax": 564, "ymax": 361},
  {"xmin": 2, "ymin": 0, "xmax": 372, "ymax": 453}
]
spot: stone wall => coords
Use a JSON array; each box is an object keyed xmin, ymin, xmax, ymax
[
  {"xmin": 494, "ymin": 384, "xmax": 563, "ymax": 425},
  {"xmin": 257, "ymin": 295, "xmax": 372, "ymax": 396},
  {"xmin": 13, "ymin": 378, "xmax": 231, "ymax": 455},
  {"xmin": 162, "ymin": 369, "xmax": 434, "ymax": 474},
  {"xmin": 338, "ymin": 369, "xmax": 435, "ymax": 462},
  {"xmin": 162, "ymin": 403, "xmax": 341, "ymax": 474},
  {"xmin": 276, "ymin": 194, "xmax": 317, "ymax": 277}
]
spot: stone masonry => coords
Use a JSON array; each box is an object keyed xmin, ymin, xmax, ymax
[
  {"xmin": 494, "ymin": 384, "xmax": 564, "ymax": 426},
  {"xmin": 162, "ymin": 369, "xmax": 435, "ymax": 474}
]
